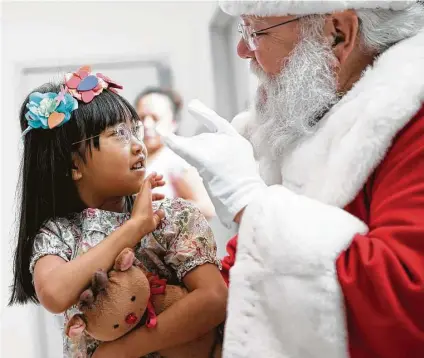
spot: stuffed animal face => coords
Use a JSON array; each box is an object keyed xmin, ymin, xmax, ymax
[
  {"xmin": 83, "ymin": 267, "xmax": 150, "ymax": 341},
  {"xmin": 66, "ymin": 248, "xmax": 151, "ymax": 342}
]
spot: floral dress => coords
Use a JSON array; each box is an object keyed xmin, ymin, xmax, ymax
[{"xmin": 29, "ymin": 198, "xmax": 221, "ymax": 358}]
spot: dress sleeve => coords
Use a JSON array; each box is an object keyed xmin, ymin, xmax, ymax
[
  {"xmin": 29, "ymin": 219, "xmax": 73, "ymax": 275},
  {"xmin": 158, "ymin": 198, "xmax": 221, "ymax": 280},
  {"xmin": 63, "ymin": 326, "xmax": 100, "ymax": 358}
]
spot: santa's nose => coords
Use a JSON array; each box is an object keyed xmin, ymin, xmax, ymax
[{"xmin": 125, "ymin": 312, "xmax": 138, "ymax": 325}]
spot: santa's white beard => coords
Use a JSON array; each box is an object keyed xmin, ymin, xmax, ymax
[{"xmin": 249, "ymin": 28, "xmax": 339, "ymax": 159}]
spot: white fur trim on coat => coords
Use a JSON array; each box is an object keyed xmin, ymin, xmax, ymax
[
  {"xmin": 219, "ymin": 0, "xmax": 415, "ymax": 17},
  {"xmin": 224, "ymin": 185, "xmax": 368, "ymax": 357}
]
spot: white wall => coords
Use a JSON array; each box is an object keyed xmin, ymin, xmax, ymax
[
  {"xmin": 1, "ymin": 2, "xmax": 224, "ymax": 357},
  {"xmin": 209, "ymin": 8, "xmax": 258, "ymax": 119},
  {"xmin": 229, "ymin": 19, "xmax": 259, "ymax": 112}
]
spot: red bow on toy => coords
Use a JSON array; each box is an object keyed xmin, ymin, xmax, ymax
[{"xmin": 145, "ymin": 275, "xmax": 167, "ymax": 328}]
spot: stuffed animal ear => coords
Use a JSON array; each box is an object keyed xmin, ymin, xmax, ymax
[
  {"xmin": 92, "ymin": 270, "xmax": 108, "ymax": 294},
  {"xmin": 65, "ymin": 314, "xmax": 86, "ymax": 340},
  {"xmin": 78, "ymin": 288, "xmax": 95, "ymax": 310},
  {"xmin": 114, "ymin": 248, "xmax": 135, "ymax": 271}
]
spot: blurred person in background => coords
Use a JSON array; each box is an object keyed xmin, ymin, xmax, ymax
[{"xmin": 135, "ymin": 87, "xmax": 215, "ymax": 219}]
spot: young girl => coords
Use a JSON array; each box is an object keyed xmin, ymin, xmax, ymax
[{"xmin": 9, "ymin": 66, "xmax": 227, "ymax": 358}]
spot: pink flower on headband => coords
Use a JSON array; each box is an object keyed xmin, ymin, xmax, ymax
[
  {"xmin": 65, "ymin": 65, "xmax": 123, "ymax": 103},
  {"xmin": 96, "ymin": 73, "xmax": 123, "ymax": 94}
]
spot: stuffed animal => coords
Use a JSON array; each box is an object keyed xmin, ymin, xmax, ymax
[{"xmin": 66, "ymin": 248, "xmax": 222, "ymax": 358}]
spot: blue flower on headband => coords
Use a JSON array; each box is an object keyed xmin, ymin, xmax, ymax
[{"xmin": 23, "ymin": 90, "xmax": 78, "ymax": 136}]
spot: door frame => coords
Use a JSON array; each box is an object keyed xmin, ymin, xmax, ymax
[{"xmin": 208, "ymin": 7, "xmax": 239, "ymax": 120}]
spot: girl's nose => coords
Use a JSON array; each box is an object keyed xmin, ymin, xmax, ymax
[{"xmin": 131, "ymin": 137, "xmax": 147, "ymax": 157}]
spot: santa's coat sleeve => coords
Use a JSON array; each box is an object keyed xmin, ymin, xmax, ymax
[
  {"xmin": 337, "ymin": 115, "xmax": 424, "ymax": 357},
  {"xmin": 223, "ymin": 185, "xmax": 367, "ymax": 358}
]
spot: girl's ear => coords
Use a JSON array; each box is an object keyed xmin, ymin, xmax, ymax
[{"xmin": 71, "ymin": 153, "xmax": 83, "ymax": 181}]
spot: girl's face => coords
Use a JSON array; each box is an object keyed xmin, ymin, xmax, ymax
[{"xmin": 73, "ymin": 121, "xmax": 147, "ymax": 209}]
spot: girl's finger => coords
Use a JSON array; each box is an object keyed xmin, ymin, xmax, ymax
[
  {"xmin": 152, "ymin": 180, "xmax": 166, "ymax": 188},
  {"xmin": 142, "ymin": 176, "xmax": 153, "ymax": 191},
  {"xmin": 152, "ymin": 193, "xmax": 165, "ymax": 201},
  {"xmin": 135, "ymin": 180, "xmax": 146, "ymax": 196},
  {"xmin": 153, "ymin": 209, "xmax": 165, "ymax": 222},
  {"xmin": 148, "ymin": 174, "xmax": 160, "ymax": 186},
  {"xmin": 144, "ymin": 172, "xmax": 157, "ymax": 184}
]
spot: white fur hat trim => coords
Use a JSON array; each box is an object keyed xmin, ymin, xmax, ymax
[{"xmin": 219, "ymin": 0, "xmax": 416, "ymax": 17}]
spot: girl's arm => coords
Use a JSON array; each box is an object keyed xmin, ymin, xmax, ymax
[
  {"xmin": 33, "ymin": 174, "xmax": 165, "ymax": 314},
  {"xmin": 93, "ymin": 263, "xmax": 227, "ymax": 358},
  {"xmin": 93, "ymin": 198, "xmax": 227, "ymax": 358},
  {"xmin": 34, "ymin": 219, "xmax": 145, "ymax": 314}
]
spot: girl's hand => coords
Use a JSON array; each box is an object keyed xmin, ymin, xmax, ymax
[
  {"xmin": 131, "ymin": 172, "xmax": 165, "ymax": 236},
  {"xmin": 150, "ymin": 172, "xmax": 166, "ymax": 202}
]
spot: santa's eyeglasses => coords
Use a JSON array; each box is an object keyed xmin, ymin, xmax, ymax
[{"xmin": 238, "ymin": 17, "xmax": 301, "ymax": 51}]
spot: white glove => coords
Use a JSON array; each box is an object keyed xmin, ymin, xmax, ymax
[{"xmin": 159, "ymin": 100, "xmax": 267, "ymax": 228}]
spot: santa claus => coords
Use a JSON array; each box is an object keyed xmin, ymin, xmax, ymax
[{"xmin": 161, "ymin": 1, "xmax": 424, "ymax": 357}]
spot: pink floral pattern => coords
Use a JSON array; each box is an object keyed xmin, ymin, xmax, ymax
[{"xmin": 29, "ymin": 198, "xmax": 220, "ymax": 357}]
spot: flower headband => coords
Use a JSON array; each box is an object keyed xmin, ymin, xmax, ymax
[
  {"xmin": 65, "ymin": 65, "xmax": 123, "ymax": 103},
  {"xmin": 22, "ymin": 66, "xmax": 123, "ymax": 137}
]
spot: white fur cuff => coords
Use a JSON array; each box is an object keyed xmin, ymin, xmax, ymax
[{"xmin": 223, "ymin": 185, "xmax": 368, "ymax": 357}]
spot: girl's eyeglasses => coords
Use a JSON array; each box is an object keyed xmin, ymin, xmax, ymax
[{"xmin": 72, "ymin": 122, "xmax": 144, "ymax": 146}]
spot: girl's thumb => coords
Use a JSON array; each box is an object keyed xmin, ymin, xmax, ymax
[
  {"xmin": 142, "ymin": 176, "xmax": 153, "ymax": 191},
  {"xmin": 153, "ymin": 209, "xmax": 165, "ymax": 225}
]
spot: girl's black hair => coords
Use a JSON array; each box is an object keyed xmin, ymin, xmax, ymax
[{"xmin": 9, "ymin": 82, "xmax": 139, "ymax": 305}]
